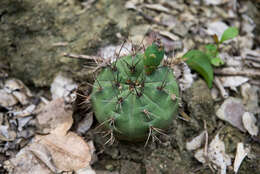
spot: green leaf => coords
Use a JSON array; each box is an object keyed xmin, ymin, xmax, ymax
[
  {"xmin": 205, "ymin": 44, "xmax": 218, "ymax": 58},
  {"xmin": 183, "ymin": 50, "xmax": 213, "ymax": 88},
  {"xmin": 220, "ymin": 27, "xmax": 238, "ymax": 43},
  {"xmin": 211, "ymin": 57, "xmax": 224, "ymax": 66}
]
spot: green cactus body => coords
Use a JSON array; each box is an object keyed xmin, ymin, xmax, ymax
[{"xmin": 91, "ymin": 45, "xmax": 179, "ymax": 141}]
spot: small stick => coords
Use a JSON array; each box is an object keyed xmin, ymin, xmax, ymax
[
  {"xmin": 214, "ymin": 77, "xmax": 228, "ymax": 99},
  {"xmin": 203, "ymin": 120, "xmax": 214, "ymax": 173},
  {"xmin": 137, "ymin": 10, "xmax": 168, "ymax": 27},
  {"xmin": 245, "ymin": 57, "xmax": 260, "ymax": 64},
  {"xmin": 249, "ymin": 80, "xmax": 260, "ymax": 86},
  {"xmin": 214, "ymin": 68, "xmax": 260, "ymax": 77},
  {"xmin": 144, "ymin": 126, "xmax": 152, "ymax": 147},
  {"xmin": 63, "ymin": 53, "xmax": 103, "ymax": 62}
]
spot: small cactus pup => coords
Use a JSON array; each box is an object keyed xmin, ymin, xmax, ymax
[
  {"xmin": 91, "ymin": 41, "xmax": 179, "ymax": 143},
  {"xmin": 143, "ymin": 40, "xmax": 165, "ymax": 75}
]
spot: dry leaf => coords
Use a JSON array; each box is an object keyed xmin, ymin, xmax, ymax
[
  {"xmin": 0, "ymin": 89, "xmax": 17, "ymax": 108},
  {"xmin": 5, "ymin": 146, "xmax": 53, "ymax": 174},
  {"xmin": 29, "ymin": 142, "xmax": 62, "ymax": 173},
  {"xmin": 36, "ymin": 98, "xmax": 73, "ymax": 134},
  {"xmin": 0, "ymin": 125, "xmax": 16, "ymax": 141},
  {"xmin": 4, "ymin": 79, "xmax": 32, "ymax": 105},
  {"xmin": 35, "ymin": 131, "xmax": 91, "ymax": 171}
]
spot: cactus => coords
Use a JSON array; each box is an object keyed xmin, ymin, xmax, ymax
[{"xmin": 91, "ymin": 42, "xmax": 179, "ymax": 143}]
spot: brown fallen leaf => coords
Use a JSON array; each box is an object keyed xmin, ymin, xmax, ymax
[
  {"xmin": 36, "ymin": 98, "xmax": 73, "ymax": 135},
  {"xmin": 35, "ymin": 131, "xmax": 91, "ymax": 171},
  {"xmin": 29, "ymin": 142, "xmax": 62, "ymax": 173},
  {"xmin": 5, "ymin": 146, "xmax": 53, "ymax": 174}
]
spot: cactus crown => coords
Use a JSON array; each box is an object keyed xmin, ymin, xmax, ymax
[{"xmin": 91, "ymin": 42, "xmax": 179, "ymax": 142}]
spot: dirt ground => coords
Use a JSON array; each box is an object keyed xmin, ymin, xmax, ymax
[{"xmin": 0, "ymin": 0, "xmax": 260, "ymax": 174}]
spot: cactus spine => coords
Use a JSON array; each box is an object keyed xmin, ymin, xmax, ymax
[{"xmin": 91, "ymin": 42, "xmax": 179, "ymax": 142}]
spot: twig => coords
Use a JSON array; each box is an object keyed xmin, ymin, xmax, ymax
[
  {"xmin": 214, "ymin": 68, "xmax": 260, "ymax": 77},
  {"xmin": 52, "ymin": 42, "xmax": 68, "ymax": 47},
  {"xmin": 214, "ymin": 77, "xmax": 229, "ymax": 99},
  {"xmin": 63, "ymin": 53, "xmax": 104, "ymax": 62},
  {"xmin": 245, "ymin": 56, "xmax": 260, "ymax": 64},
  {"xmin": 249, "ymin": 80, "xmax": 260, "ymax": 86},
  {"xmin": 203, "ymin": 120, "xmax": 215, "ymax": 173},
  {"xmin": 137, "ymin": 10, "xmax": 168, "ymax": 27}
]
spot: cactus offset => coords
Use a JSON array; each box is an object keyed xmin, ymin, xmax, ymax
[{"xmin": 91, "ymin": 43, "xmax": 179, "ymax": 142}]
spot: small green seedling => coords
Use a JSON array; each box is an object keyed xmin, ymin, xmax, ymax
[{"xmin": 183, "ymin": 27, "xmax": 239, "ymax": 88}]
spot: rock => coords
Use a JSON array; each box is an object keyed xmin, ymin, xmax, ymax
[
  {"xmin": 0, "ymin": 125, "xmax": 16, "ymax": 141},
  {"xmin": 76, "ymin": 112, "xmax": 94, "ymax": 135},
  {"xmin": 241, "ymin": 83, "xmax": 259, "ymax": 114},
  {"xmin": 186, "ymin": 131, "xmax": 206, "ymax": 151},
  {"xmin": 76, "ymin": 165, "xmax": 96, "ymax": 174},
  {"xmin": 194, "ymin": 134, "xmax": 231, "ymax": 174},
  {"xmin": 206, "ymin": 21, "xmax": 229, "ymax": 39},
  {"xmin": 98, "ymin": 43, "xmax": 132, "ymax": 60},
  {"xmin": 216, "ymin": 97, "xmax": 246, "ymax": 132},
  {"xmin": 203, "ymin": 0, "xmax": 230, "ymax": 5},
  {"xmin": 50, "ymin": 73, "xmax": 77, "ymax": 102},
  {"xmin": 129, "ymin": 25, "xmax": 150, "ymax": 44},
  {"xmin": 219, "ymin": 76, "xmax": 249, "ymax": 89},
  {"xmin": 175, "ymin": 62, "xmax": 194, "ymax": 91},
  {"xmin": 208, "ymin": 134, "xmax": 231, "ymax": 174},
  {"xmin": 242, "ymin": 112, "xmax": 258, "ymax": 136},
  {"xmin": 234, "ymin": 143, "xmax": 250, "ymax": 173}
]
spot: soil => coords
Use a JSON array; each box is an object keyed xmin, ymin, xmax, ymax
[{"xmin": 0, "ymin": 0, "xmax": 260, "ymax": 174}]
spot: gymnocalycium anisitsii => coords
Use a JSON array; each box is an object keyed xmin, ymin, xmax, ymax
[{"xmin": 91, "ymin": 40, "xmax": 179, "ymax": 145}]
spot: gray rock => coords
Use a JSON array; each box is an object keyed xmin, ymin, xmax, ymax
[{"xmin": 216, "ymin": 97, "xmax": 246, "ymax": 132}]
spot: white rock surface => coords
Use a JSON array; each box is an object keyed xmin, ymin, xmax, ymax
[
  {"xmin": 242, "ymin": 112, "xmax": 258, "ymax": 136},
  {"xmin": 50, "ymin": 73, "xmax": 77, "ymax": 102},
  {"xmin": 194, "ymin": 134, "xmax": 231, "ymax": 174},
  {"xmin": 234, "ymin": 143, "xmax": 250, "ymax": 173},
  {"xmin": 186, "ymin": 131, "xmax": 206, "ymax": 151},
  {"xmin": 241, "ymin": 83, "xmax": 259, "ymax": 114},
  {"xmin": 207, "ymin": 21, "xmax": 229, "ymax": 39},
  {"xmin": 219, "ymin": 76, "xmax": 249, "ymax": 88},
  {"xmin": 216, "ymin": 97, "xmax": 246, "ymax": 132},
  {"xmin": 204, "ymin": 0, "xmax": 230, "ymax": 5},
  {"xmin": 208, "ymin": 134, "xmax": 231, "ymax": 174}
]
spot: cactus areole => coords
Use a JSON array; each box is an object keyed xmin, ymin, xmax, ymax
[{"xmin": 91, "ymin": 42, "xmax": 179, "ymax": 141}]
